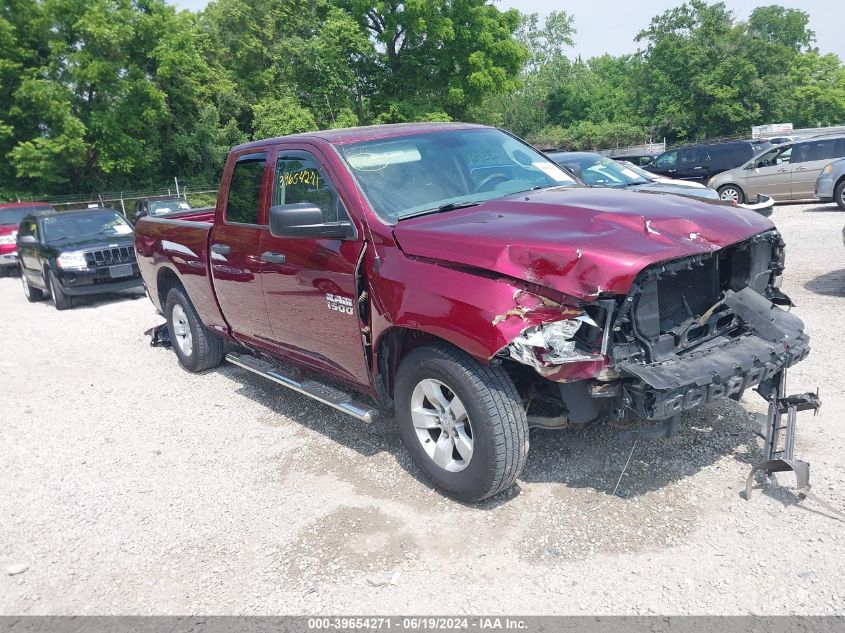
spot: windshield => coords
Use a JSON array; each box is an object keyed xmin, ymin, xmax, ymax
[
  {"xmin": 149, "ymin": 199, "xmax": 191, "ymax": 216},
  {"xmin": 553, "ymin": 154, "xmax": 649, "ymax": 188},
  {"xmin": 0, "ymin": 205, "xmax": 52, "ymax": 226},
  {"xmin": 337, "ymin": 128, "xmax": 577, "ymax": 222},
  {"xmin": 41, "ymin": 211, "xmax": 132, "ymax": 243}
]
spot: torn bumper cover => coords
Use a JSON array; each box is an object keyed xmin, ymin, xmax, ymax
[
  {"xmin": 617, "ymin": 288, "xmax": 809, "ymax": 420},
  {"xmin": 736, "ymin": 194, "xmax": 775, "ymax": 217}
]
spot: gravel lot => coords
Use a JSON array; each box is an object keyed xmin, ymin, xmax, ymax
[{"xmin": 1, "ymin": 201, "xmax": 844, "ymax": 615}]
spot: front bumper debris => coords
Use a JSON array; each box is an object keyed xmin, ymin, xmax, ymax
[
  {"xmin": 617, "ymin": 287, "xmax": 809, "ymax": 420},
  {"xmin": 736, "ymin": 194, "xmax": 775, "ymax": 217}
]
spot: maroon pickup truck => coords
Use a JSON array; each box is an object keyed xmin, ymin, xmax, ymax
[{"xmin": 135, "ymin": 122, "xmax": 811, "ymax": 501}]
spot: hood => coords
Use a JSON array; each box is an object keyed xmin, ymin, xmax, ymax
[
  {"xmin": 46, "ymin": 234, "xmax": 135, "ymax": 252},
  {"xmin": 628, "ymin": 181, "xmax": 719, "ymax": 199},
  {"xmin": 392, "ymin": 187, "xmax": 773, "ymax": 299}
]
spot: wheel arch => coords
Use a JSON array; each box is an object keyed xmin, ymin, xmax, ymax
[
  {"xmin": 156, "ymin": 266, "xmax": 184, "ymax": 312},
  {"xmin": 374, "ymin": 326, "xmax": 482, "ymax": 401}
]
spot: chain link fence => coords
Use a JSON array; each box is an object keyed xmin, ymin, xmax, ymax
[{"xmin": 11, "ymin": 182, "xmax": 219, "ymax": 217}]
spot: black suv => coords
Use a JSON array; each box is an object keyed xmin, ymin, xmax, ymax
[
  {"xmin": 16, "ymin": 208, "xmax": 142, "ymax": 310},
  {"xmin": 647, "ymin": 139, "xmax": 772, "ymax": 183}
]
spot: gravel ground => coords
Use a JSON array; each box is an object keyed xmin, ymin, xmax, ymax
[{"xmin": 1, "ymin": 201, "xmax": 844, "ymax": 615}]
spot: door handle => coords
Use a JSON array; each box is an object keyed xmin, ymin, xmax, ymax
[
  {"xmin": 777, "ymin": 168, "xmax": 788, "ymax": 173},
  {"xmin": 795, "ymin": 166, "xmax": 806, "ymax": 171},
  {"xmin": 692, "ymin": 166, "xmax": 703, "ymax": 170},
  {"xmin": 210, "ymin": 243, "xmax": 230, "ymax": 255},
  {"xmin": 261, "ymin": 251, "xmax": 286, "ymax": 264}
]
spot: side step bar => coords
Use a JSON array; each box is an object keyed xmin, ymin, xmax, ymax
[{"xmin": 225, "ymin": 353, "xmax": 378, "ymax": 423}]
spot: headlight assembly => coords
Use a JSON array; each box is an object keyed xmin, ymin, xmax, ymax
[
  {"xmin": 507, "ymin": 315, "xmax": 598, "ymax": 369},
  {"xmin": 56, "ymin": 251, "xmax": 88, "ymax": 270}
]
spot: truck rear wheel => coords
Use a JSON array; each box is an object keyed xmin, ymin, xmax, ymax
[
  {"xmin": 165, "ymin": 286, "xmax": 224, "ymax": 372},
  {"xmin": 394, "ymin": 344, "xmax": 529, "ymax": 502}
]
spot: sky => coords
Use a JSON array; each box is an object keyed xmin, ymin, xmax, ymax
[{"xmin": 169, "ymin": 0, "xmax": 845, "ymax": 61}]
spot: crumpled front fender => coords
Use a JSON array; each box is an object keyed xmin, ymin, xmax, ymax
[{"xmin": 369, "ymin": 245, "xmax": 607, "ymax": 381}]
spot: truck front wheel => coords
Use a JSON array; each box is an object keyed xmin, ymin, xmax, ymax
[
  {"xmin": 165, "ymin": 287, "xmax": 224, "ymax": 372},
  {"xmin": 394, "ymin": 344, "xmax": 529, "ymax": 502}
]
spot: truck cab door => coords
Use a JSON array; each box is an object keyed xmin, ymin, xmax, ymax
[
  {"xmin": 209, "ymin": 151, "xmax": 275, "ymax": 349},
  {"xmin": 259, "ymin": 147, "xmax": 369, "ymax": 386}
]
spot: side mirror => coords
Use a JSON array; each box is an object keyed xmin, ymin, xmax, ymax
[
  {"xmin": 18, "ymin": 235, "xmax": 37, "ymax": 244},
  {"xmin": 269, "ymin": 203, "xmax": 354, "ymax": 240}
]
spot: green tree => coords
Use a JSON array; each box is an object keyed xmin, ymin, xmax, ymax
[
  {"xmin": 634, "ymin": 0, "xmax": 762, "ymax": 140},
  {"xmin": 342, "ymin": 0, "xmax": 527, "ymax": 121},
  {"xmin": 471, "ymin": 10, "xmax": 574, "ymax": 135}
]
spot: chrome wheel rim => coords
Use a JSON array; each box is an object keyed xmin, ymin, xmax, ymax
[
  {"xmin": 410, "ymin": 378, "xmax": 473, "ymax": 473},
  {"xmin": 171, "ymin": 304, "xmax": 193, "ymax": 357},
  {"xmin": 720, "ymin": 188, "xmax": 740, "ymax": 203},
  {"xmin": 20, "ymin": 269, "xmax": 29, "ymax": 298}
]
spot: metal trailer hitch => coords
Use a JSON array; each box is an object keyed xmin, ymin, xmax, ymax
[{"xmin": 745, "ymin": 369, "xmax": 820, "ymax": 500}]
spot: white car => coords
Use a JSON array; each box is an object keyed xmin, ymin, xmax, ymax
[{"xmin": 619, "ymin": 161, "xmax": 708, "ymax": 189}]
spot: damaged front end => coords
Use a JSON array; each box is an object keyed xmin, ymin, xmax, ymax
[
  {"xmin": 489, "ymin": 228, "xmax": 819, "ymax": 495},
  {"xmin": 497, "ymin": 229, "xmax": 811, "ymax": 429}
]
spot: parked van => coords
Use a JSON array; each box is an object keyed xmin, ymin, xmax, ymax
[
  {"xmin": 647, "ymin": 140, "xmax": 771, "ymax": 184},
  {"xmin": 709, "ymin": 136, "xmax": 845, "ymax": 203}
]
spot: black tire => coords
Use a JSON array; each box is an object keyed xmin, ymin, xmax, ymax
[
  {"xmin": 20, "ymin": 265, "xmax": 44, "ymax": 302},
  {"xmin": 165, "ymin": 286, "xmax": 225, "ymax": 372},
  {"xmin": 47, "ymin": 269, "xmax": 72, "ymax": 310},
  {"xmin": 394, "ymin": 343, "xmax": 529, "ymax": 502},
  {"xmin": 835, "ymin": 179, "xmax": 845, "ymax": 211},
  {"xmin": 718, "ymin": 184, "xmax": 745, "ymax": 204}
]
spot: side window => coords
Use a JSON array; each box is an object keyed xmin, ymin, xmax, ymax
[
  {"xmin": 834, "ymin": 138, "xmax": 845, "ymax": 158},
  {"xmin": 756, "ymin": 147, "xmax": 791, "ymax": 167},
  {"xmin": 226, "ymin": 155, "xmax": 267, "ymax": 224},
  {"xmin": 655, "ymin": 150, "xmax": 677, "ymax": 167},
  {"xmin": 679, "ymin": 147, "xmax": 706, "ymax": 165},
  {"xmin": 18, "ymin": 219, "xmax": 31, "ymax": 238},
  {"xmin": 273, "ymin": 155, "xmax": 346, "ymax": 224},
  {"xmin": 790, "ymin": 143, "xmax": 809, "ymax": 164},
  {"xmin": 19, "ymin": 219, "xmax": 37, "ymax": 239},
  {"xmin": 807, "ymin": 140, "xmax": 836, "ymax": 162}
]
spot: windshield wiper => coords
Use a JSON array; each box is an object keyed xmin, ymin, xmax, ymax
[{"xmin": 400, "ymin": 200, "xmax": 481, "ymax": 220}]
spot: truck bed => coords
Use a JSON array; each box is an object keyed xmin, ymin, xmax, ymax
[{"xmin": 134, "ymin": 212, "xmax": 228, "ymax": 334}]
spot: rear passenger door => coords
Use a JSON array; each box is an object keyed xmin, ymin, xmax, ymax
[
  {"xmin": 208, "ymin": 151, "xmax": 275, "ymax": 348},
  {"xmin": 790, "ymin": 139, "xmax": 838, "ymax": 199}
]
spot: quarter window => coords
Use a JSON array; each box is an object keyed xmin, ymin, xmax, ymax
[{"xmin": 226, "ymin": 155, "xmax": 267, "ymax": 224}]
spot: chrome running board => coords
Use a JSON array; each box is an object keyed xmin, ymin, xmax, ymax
[{"xmin": 225, "ymin": 353, "xmax": 378, "ymax": 423}]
